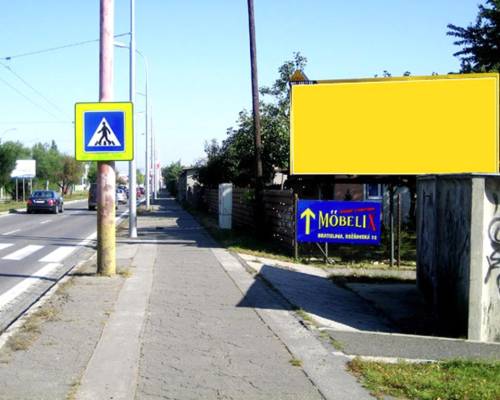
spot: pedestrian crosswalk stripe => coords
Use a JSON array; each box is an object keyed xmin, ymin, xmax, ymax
[
  {"xmin": 0, "ymin": 263, "xmax": 61, "ymax": 311},
  {"xmin": 2, "ymin": 245, "xmax": 44, "ymax": 260},
  {"xmin": 39, "ymin": 246, "xmax": 77, "ymax": 263},
  {"xmin": 0, "ymin": 243, "xmax": 14, "ymax": 251}
]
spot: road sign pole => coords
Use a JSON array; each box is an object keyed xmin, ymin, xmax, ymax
[
  {"xmin": 128, "ymin": 0, "xmax": 138, "ymax": 238},
  {"xmin": 97, "ymin": 0, "xmax": 116, "ymax": 276}
]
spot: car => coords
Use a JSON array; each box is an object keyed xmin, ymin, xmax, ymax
[
  {"xmin": 116, "ymin": 188, "xmax": 127, "ymax": 204},
  {"xmin": 88, "ymin": 183, "xmax": 97, "ymax": 210},
  {"xmin": 27, "ymin": 190, "xmax": 64, "ymax": 214}
]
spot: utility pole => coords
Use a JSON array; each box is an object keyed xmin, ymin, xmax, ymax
[
  {"xmin": 97, "ymin": 0, "xmax": 116, "ymax": 275},
  {"xmin": 247, "ymin": 0, "xmax": 264, "ymax": 234},
  {"xmin": 128, "ymin": 0, "xmax": 137, "ymax": 238}
]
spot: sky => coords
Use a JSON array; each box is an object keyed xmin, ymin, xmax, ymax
[{"xmin": 0, "ymin": 1, "xmax": 483, "ymax": 176}]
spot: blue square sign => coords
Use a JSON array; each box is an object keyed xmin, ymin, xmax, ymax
[{"xmin": 75, "ymin": 102, "xmax": 133, "ymax": 161}]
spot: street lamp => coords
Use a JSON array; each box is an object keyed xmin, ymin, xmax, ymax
[{"xmin": 115, "ymin": 40, "xmax": 152, "ymax": 233}]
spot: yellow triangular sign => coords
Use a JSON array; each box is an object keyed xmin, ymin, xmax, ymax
[{"xmin": 290, "ymin": 69, "xmax": 309, "ymax": 82}]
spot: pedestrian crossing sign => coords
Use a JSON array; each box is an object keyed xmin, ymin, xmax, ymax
[{"xmin": 75, "ymin": 102, "xmax": 134, "ymax": 161}]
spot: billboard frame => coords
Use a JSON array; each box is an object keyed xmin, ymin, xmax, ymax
[{"xmin": 290, "ymin": 73, "xmax": 500, "ymax": 176}]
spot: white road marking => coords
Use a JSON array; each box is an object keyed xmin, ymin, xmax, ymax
[
  {"xmin": 40, "ymin": 219, "xmax": 52, "ymax": 225},
  {"xmin": 39, "ymin": 246, "xmax": 77, "ymax": 263},
  {"xmin": 2, "ymin": 245, "xmax": 44, "ymax": 260},
  {"xmin": 2, "ymin": 229, "xmax": 20, "ymax": 236},
  {"xmin": 0, "ymin": 263, "xmax": 61, "ymax": 311},
  {"xmin": 0, "ymin": 243, "xmax": 14, "ymax": 251}
]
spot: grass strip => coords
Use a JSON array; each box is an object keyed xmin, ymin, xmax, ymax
[
  {"xmin": 348, "ymin": 358, "xmax": 500, "ymax": 400},
  {"xmin": 183, "ymin": 203, "xmax": 416, "ymax": 269}
]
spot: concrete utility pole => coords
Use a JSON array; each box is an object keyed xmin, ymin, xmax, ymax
[
  {"xmin": 247, "ymin": 0, "xmax": 264, "ymax": 234},
  {"xmin": 128, "ymin": 0, "xmax": 138, "ymax": 238},
  {"xmin": 97, "ymin": 0, "xmax": 116, "ymax": 275}
]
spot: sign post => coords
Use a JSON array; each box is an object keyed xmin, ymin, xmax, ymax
[{"xmin": 74, "ymin": 0, "xmax": 133, "ymax": 276}]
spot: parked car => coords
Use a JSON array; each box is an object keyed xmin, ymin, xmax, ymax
[
  {"xmin": 27, "ymin": 190, "xmax": 64, "ymax": 214},
  {"xmin": 116, "ymin": 188, "xmax": 127, "ymax": 204}
]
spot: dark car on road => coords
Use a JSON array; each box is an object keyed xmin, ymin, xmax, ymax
[{"xmin": 27, "ymin": 190, "xmax": 64, "ymax": 214}]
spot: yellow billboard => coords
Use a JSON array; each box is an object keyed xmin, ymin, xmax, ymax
[{"xmin": 290, "ymin": 74, "xmax": 499, "ymax": 175}]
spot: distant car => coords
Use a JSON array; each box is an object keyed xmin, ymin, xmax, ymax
[
  {"xmin": 116, "ymin": 188, "xmax": 127, "ymax": 204},
  {"xmin": 27, "ymin": 190, "xmax": 64, "ymax": 214}
]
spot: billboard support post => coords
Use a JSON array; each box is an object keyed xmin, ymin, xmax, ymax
[
  {"xmin": 389, "ymin": 185, "xmax": 395, "ymax": 268},
  {"xmin": 294, "ymin": 193, "xmax": 299, "ymax": 260}
]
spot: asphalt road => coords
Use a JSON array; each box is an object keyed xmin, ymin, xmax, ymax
[{"xmin": 0, "ymin": 199, "xmax": 128, "ymax": 333}]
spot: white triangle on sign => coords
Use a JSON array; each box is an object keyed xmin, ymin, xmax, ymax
[{"xmin": 87, "ymin": 118, "xmax": 122, "ymax": 147}]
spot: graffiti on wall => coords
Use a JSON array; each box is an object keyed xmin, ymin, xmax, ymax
[{"xmin": 486, "ymin": 217, "xmax": 500, "ymax": 296}]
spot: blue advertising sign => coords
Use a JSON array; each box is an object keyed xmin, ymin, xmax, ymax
[{"xmin": 297, "ymin": 200, "xmax": 381, "ymax": 245}]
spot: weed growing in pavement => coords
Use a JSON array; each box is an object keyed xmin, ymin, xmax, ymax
[
  {"xmin": 348, "ymin": 358, "xmax": 500, "ymax": 400},
  {"xmin": 118, "ymin": 267, "xmax": 133, "ymax": 278},
  {"xmin": 295, "ymin": 309, "xmax": 315, "ymax": 325},
  {"xmin": 5, "ymin": 304, "xmax": 60, "ymax": 352},
  {"xmin": 289, "ymin": 358, "xmax": 303, "ymax": 367}
]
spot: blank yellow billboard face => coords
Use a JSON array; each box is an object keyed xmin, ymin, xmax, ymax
[{"xmin": 290, "ymin": 74, "xmax": 499, "ymax": 175}]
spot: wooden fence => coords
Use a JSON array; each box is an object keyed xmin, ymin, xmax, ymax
[
  {"xmin": 201, "ymin": 186, "xmax": 296, "ymax": 251},
  {"xmin": 263, "ymin": 190, "xmax": 295, "ymax": 249},
  {"xmin": 203, "ymin": 188, "xmax": 218, "ymax": 215}
]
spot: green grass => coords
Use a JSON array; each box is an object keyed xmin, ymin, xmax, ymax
[
  {"xmin": 183, "ymin": 204, "xmax": 416, "ymax": 269},
  {"xmin": 348, "ymin": 358, "xmax": 500, "ymax": 400}
]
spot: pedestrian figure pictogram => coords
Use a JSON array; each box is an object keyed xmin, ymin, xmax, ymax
[
  {"xmin": 87, "ymin": 117, "xmax": 122, "ymax": 147},
  {"xmin": 97, "ymin": 121, "xmax": 114, "ymax": 145}
]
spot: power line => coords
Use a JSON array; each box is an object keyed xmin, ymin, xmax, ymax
[
  {"xmin": 1, "ymin": 33, "xmax": 129, "ymax": 61},
  {"xmin": 0, "ymin": 75, "xmax": 62, "ymax": 120},
  {"xmin": 0, "ymin": 61, "xmax": 68, "ymax": 117}
]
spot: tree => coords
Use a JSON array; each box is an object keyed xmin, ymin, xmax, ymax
[
  {"xmin": 55, "ymin": 156, "xmax": 84, "ymax": 195},
  {"xmin": 448, "ymin": 0, "xmax": 500, "ymax": 72},
  {"xmin": 31, "ymin": 141, "xmax": 62, "ymax": 188},
  {"xmin": 87, "ymin": 162, "xmax": 98, "ymax": 184},
  {"xmin": 162, "ymin": 160, "xmax": 183, "ymax": 196},
  {"xmin": 0, "ymin": 141, "xmax": 31, "ymax": 196},
  {"xmin": 197, "ymin": 53, "xmax": 307, "ymax": 187},
  {"xmin": 136, "ymin": 169, "xmax": 145, "ymax": 186}
]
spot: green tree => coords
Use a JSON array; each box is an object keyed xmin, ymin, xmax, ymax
[
  {"xmin": 0, "ymin": 141, "xmax": 31, "ymax": 196},
  {"xmin": 31, "ymin": 141, "xmax": 62, "ymax": 188},
  {"xmin": 448, "ymin": 0, "xmax": 500, "ymax": 72},
  {"xmin": 162, "ymin": 160, "xmax": 183, "ymax": 195},
  {"xmin": 136, "ymin": 169, "xmax": 145, "ymax": 186},
  {"xmin": 55, "ymin": 156, "xmax": 84, "ymax": 195},
  {"xmin": 198, "ymin": 53, "xmax": 307, "ymax": 187},
  {"xmin": 87, "ymin": 162, "xmax": 98, "ymax": 184}
]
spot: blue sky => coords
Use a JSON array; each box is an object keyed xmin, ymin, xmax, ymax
[{"xmin": 0, "ymin": 1, "xmax": 482, "ymax": 174}]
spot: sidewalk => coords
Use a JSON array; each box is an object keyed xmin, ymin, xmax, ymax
[{"xmin": 0, "ymin": 195, "xmax": 498, "ymax": 400}]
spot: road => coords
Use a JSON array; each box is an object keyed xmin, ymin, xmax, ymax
[{"xmin": 0, "ymin": 199, "xmax": 128, "ymax": 333}]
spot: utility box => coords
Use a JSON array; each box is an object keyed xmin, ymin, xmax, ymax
[
  {"xmin": 417, "ymin": 175, "xmax": 500, "ymax": 342},
  {"xmin": 218, "ymin": 183, "xmax": 232, "ymax": 230}
]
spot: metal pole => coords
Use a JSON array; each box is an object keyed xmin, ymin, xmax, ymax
[
  {"xmin": 97, "ymin": 0, "xmax": 116, "ymax": 276},
  {"xmin": 142, "ymin": 52, "xmax": 150, "ymax": 208},
  {"xmin": 128, "ymin": 0, "xmax": 137, "ymax": 238},
  {"xmin": 397, "ymin": 193, "xmax": 401, "ymax": 268},
  {"xmin": 389, "ymin": 184, "xmax": 395, "ymax": 268},
  {"xmin": 294, "ymin": 193, "xmax": 299, "ymax": 260},
  {"xmin": 22, "ymin": 178, "xmax": 25, "ymax": 202},
  {"xmin": 247, "ymin": 0, "xmax": 264, "ymax": 236},
  {"xmin": 152, "ymin": 105, "xmax": 157, "ymax": 199}
]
